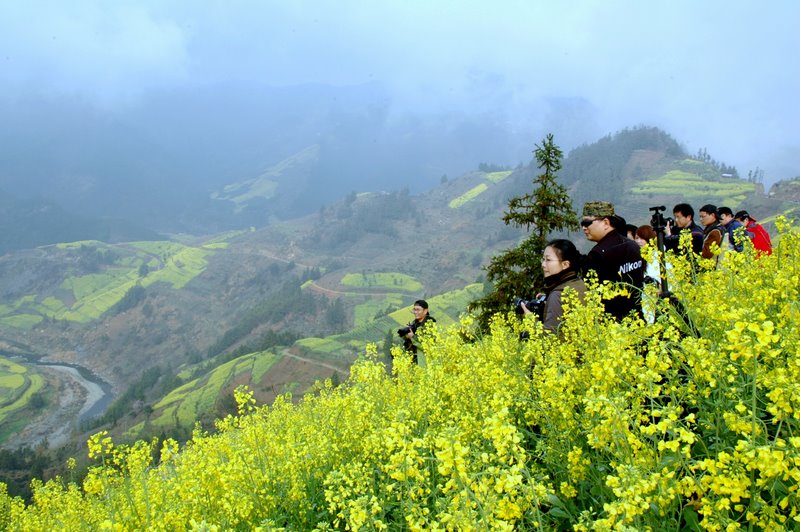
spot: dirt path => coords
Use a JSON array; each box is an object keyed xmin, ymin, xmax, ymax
[{"xmin": 281, "ymin": 350, "xmax": 350, "ymax": 376}]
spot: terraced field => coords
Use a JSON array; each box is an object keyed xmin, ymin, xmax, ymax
[
  {"xmin": 448, "ymin": 170, "xmax": 513, "ymax": 209},
  {"xmin": 0, "ymin": 356, "xmax": 45, "ymax": 438},
  {"xmin": 144, "ymin": 350, "xmax": 279, "ymax": 433},
  {"xmin": 630, "ymin": 170, "xmax": 756, "ymax": 207},
  {"xmin": 0, "ymin": 237, "xmax": 227, "ymax": 328},
  {"xmin": 340, "ymin": 272, "xmax": 422, "ymax": 292},
  {"xmin": 132, "ymin": 281, "xmax": 485, "ymax": 440}
]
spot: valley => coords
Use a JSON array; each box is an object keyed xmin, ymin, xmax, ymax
[{"xmin": 0, "ymin": 127, "xmax": 798, "ymax": 500}]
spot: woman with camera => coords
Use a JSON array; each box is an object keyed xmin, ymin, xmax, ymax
[{"xmin": 521, "ymin": 239, "xmax": 587, "ymax": 334}]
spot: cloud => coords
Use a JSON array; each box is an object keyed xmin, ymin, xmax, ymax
[
  {"xmin": 0, "ymin": 2, "xmax": 188, "ymax": 104},
  {"xmin": 1, "ymin": 0, "xmax": 798, "ymax": 182}
]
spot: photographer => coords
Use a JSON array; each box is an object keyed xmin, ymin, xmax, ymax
[
  {"xmin": 397, "ymin": 299, "xmax": 436, "ymax": 364},
  {"xmin": 582, "ymin": 201, "xmax": 644, "ymax": 320},
  {"xmin": 520, "ymin": 239, "xmax": 586, "ymax": 334},
  {"xmin": 664, "ymin": 203, "xmax": 704, "ymax": 254}
]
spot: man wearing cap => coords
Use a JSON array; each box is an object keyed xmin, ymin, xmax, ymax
[
  {"xmin": 735, "ymin": 210, "xmax": 772, "ymax": 255},
  {"xmin": 581, "ymin": 201, "xmax": 645, "ymax": 320}
]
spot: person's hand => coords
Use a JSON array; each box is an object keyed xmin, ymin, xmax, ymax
[
  {"xmin": 665, "ymin": 221, "xmax": 673, "ymax": 236},
  {"xmin": 520, "ymin": 303, "xmax": 531, "ymax": 315}
]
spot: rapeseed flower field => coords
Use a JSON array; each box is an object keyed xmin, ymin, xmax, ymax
[{"xmin": 1, "ymin": 218, "xmax": 798, "ymax": 530}]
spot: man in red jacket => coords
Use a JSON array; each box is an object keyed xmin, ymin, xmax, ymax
[{"xmin": 734, "ymin": 210, "xmax": 772, "ymax": 256}]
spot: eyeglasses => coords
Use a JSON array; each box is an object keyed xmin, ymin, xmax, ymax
[{"xmin": 580, "ymin": 218, "xmax": 600, "ymax": 227}]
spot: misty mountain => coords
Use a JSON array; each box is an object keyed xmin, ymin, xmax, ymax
[
  {"xmin": 1, "ymin": 124, "xmax": 798, "ymax": 466},
  {"xmin": 1, "ymin": 81, "xmax": 529, "ymax": 237},
  {"xmin": 0, "ymin": 189, "xmax": 160, "ymax": 254}
]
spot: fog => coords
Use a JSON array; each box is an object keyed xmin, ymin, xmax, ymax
[{"xmin": 1, "ymin": 1, "xmax": 798, "ymax": 232}]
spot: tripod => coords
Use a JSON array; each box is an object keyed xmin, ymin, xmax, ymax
[
  {"xmin": 649, "ymin": 206, "xmax": 671, "ymax": 299},
  {"xmin": 649, "ymin": 205, "xmax": 699, "ymax": 336}
]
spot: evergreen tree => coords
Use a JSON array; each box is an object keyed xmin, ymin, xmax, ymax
[{"xmin": 469, "ymin": 134, "xmax": 578, "ymax": 329}]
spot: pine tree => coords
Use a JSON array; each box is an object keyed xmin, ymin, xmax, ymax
[{"xmin": 469, "ymin": 134, "xmax": 578, "ymax": 329}]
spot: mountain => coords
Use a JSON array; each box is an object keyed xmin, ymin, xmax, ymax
[
  {"xmin": 0, "ymin": 81, "xmax": 532, "ymax": 237},
  {"xmin": 0, "ymin": 126, "xmax": 797, "ymax": 465},
  {"xmin": 0, "ymin": 190, "xmax": 162, "ymax": 254}
]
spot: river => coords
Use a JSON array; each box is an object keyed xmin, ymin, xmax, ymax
[
  {"xmin": 39, "ymin": 362, "xmax": 115, "ymax": 423},
  {"xmin": 4, "ymin": 352, "xmax": 114, "ymax": 423}
]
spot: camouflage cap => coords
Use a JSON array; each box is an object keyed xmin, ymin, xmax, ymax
[{"xmin": 582, "ymin": 201, "xmax": 615, "ymax": 218}]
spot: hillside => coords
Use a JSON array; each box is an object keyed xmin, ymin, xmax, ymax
[
  {"xmin": 3, "ymin": 221, "xmax": 799, "ymax": 529},
  {"xmin": 0, "ymin": 192, "xmax": 162, "ymax": 255},
  {"xmin": 0, "ymin": 126, "xmax": 798, "ymax": 477},
  {"xmin": 0, "ymin": 168, "xmax": 532, "ymax": 450}
]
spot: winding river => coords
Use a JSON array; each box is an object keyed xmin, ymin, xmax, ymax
[
  {"xmin": 39, "ymin": 362, "xmax": 115, "ymax": 423},
  {"xmin": 5, "ymin": 353, "xmax": 114, "ymax": 423}
]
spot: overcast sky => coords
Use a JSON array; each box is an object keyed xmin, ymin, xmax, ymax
[{"xmin": 1, "ymin": 0, "xmax": 798, "ymax": 185}]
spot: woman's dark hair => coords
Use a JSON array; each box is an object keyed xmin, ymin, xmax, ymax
[{"xmin": 545, "ymin": 239, "xmax": 582, "ymax": 271}]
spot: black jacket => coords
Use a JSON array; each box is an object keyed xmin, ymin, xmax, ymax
[
  {"xmin": 664, "ymin": 222, "xmax": 704, "ymax": 254},
  {"xmin": 586, "ymin": 231, "xmax": 645, "ymax": 320},
  {"xmin": 402, "ymin": 314, "xmax": 436, "ymax": 357}
]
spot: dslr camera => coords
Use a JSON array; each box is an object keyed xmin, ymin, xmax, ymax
[
  {"xmin": 397, "ymin": 325, "xmax": 413, "ymax": 337},
  {"xmin": 514, "ymin": 295, "xmax": 546, "ymax": 319},
  {"xmin": 649, "ymin": 205, "xmax": 673, "ymax": 232}
]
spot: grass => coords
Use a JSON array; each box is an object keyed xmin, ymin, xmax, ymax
[
  {"xmin": 485, "ymin": 170, "xmax": 513, "ymax": 183},
  {"xmin": 0, "ymin": 314, "xmax": 43, "ymax": 330},
  {"xmin": 296, "ymin": 337, "xmax": 346, "ymax": 354},
  {"xmin": 0, "ymin": 239, "xmax": 218, "ymax": 329},
  {"xmin": 252, "ymin": 351, "xmax": 278, "ymax": 382},
  {"xmin": 54, "ymin": 240, "xmax": 104, "ymax": 249},
  {"xmin": 154, "ymin": 379, "xmax": 199, "ymax": 410},
  {"xmin": 122, "ymin": 421, "xmax": 146, "ymax": 440},
  {"xmin": 302, "ymin": 283, "xmax": 485, "ymax": 361},
  {"xmin": 0, "ymin": 372, "xmax": 44, "ymax": 426},
  {"xmin": 141, "ymin": 247, "xmax": 212, "ymax": 290},
  {"xmin": 0, "ymin": 374, "xmax": 26, "ymax": 402},
  {"xmin": 449, "ymin": 183, "xmax": 488, "ymax": 209},
  {"xmin": 353, "ymin": 295, "xmax": 405, "ymax": 327},
  {"xmin": 630, "ymin": 170, "xmax": 755, "ymax": 206},
  {"xmin": 58, "ymin": 271, "xmax": 139, "ymax": 322},
  {"xmin": 220, "ymin": 179, "xmax": 279, "ymax": 207},
  {"xmin": 127, "ymin": 241, "xmax": 187, "ymax": 257},
  {"xmin": 129, "ymin": 282, "xmax": 487, "ymax": 439},
  {"xmin": 340, "ymin": 272, "xmax": 422, "ymax": 292},
  {"xmin": 147, "ymin": 351, "xmax": 278, "ymax": 434},
  {"xmin": 0, "ymin": 357, "xmax": 28, "ymax": 407}
]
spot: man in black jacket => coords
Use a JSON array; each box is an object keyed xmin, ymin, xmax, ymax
[
  {"xmin": 664, "ymin": 203, "xmax": 704, "ymax": 254},
  {"xmin": 399, "ymin": 299, "xmax": 436, "ymax": 364},
  {"xmin": 581, "ymin": 201, "xmax": 645, "ymax": 320}
]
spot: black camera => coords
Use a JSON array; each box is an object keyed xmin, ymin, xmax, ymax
[
  {"xmin": 397, "ymin": 326, "xmax": 412, "ymax": 337},
  {"xmin": 649, "ymin": 205, "xmax": 674, "ymax": 232},
  {"xmin": 514, "ymin": 295, "xmax": 546, "ymax": 319}
]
